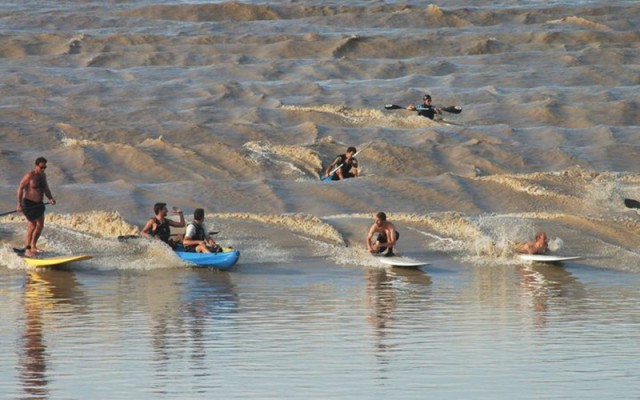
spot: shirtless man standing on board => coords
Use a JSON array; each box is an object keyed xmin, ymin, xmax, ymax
[
  {"xmin": 17, "ymin": 157, "xmax": 56, "ymax": 256},
  {"xmin": 366, "ymin": 211, "xmax": 400, "ymax": 257}
]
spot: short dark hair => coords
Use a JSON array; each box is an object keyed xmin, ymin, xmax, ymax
[
  {"xmin": 35, "ymin": 156, "xmax": 47, "ymax": 165},
  {"xmin": 423, "ymin": 94, "xmax": 432, "ymax": 100},
  {"xmin": 346, "ymin": 146, "xmax": 357, "ymax": 154},
  {"xmin": 376, "ymin": 211, "xmax": 387, "ymax": 221},
  {"xmin": 153, "ymin": 202, "xmax": 167, "ymax": 215},
  {"xmin": 194, "ymin": 208, "xmax": 205, "ymax": 220}
]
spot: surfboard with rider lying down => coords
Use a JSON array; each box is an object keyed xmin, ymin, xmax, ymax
[{"xmin": 518, "ymin": 254, "xmax": 583, "ymax": 263}]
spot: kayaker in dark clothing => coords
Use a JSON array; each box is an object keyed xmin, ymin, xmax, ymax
[
  {"xmin": 407, "ymin": 94, "xmax": 442, "ymax": 120},
  {"xmin": 324, "ymin": 146, "xmax": 359, "ymax": 181},
  {"xmin": 141, "ymin": 202, "xmax": 185, "ymax": 249},
  {"xmin": 182, "ymin": 208, "xmax": 219, "ymax": 253}
]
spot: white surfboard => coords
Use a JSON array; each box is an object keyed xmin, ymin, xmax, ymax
[
  {"xmin": 378, "ymin": 256, "xmax": 430, "ymax": 268},
  {"xmin": 518, "ymin": 254, "xmax": 583, "ymax": 263}
]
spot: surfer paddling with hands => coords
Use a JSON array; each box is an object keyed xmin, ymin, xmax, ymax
[
  {"xmin": 141, "ymin": 202, "xmax": 185, "ymax": 249},
  {"xmin": 366, "ymin": 212, "xmax": 400, "ymax": 257},
  {"xmin": 513, "ymin": 231, "xmax": 549, "ymax": 255},
  {"xmin": 16, "ymin": 157, "xmax": 56, "ymax": 257}
]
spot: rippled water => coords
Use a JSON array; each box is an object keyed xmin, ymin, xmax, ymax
[{"xmin": 1, "ymin": 259, "xmax": 639, "ymax": 399}]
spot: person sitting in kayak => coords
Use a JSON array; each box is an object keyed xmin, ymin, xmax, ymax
[
  {"xmin": 407, "ymin": 94, "xmax": 442, "ymax": 120},
  {"xmin": 141, "ymin": 202, "xmax": 185, "ymax": 249},
  {"xmin": 513, "ymin": 232, "xmax": 549, "ymax": 255},
  {"xmin": 182, "ymin": 208, "xmax": 220, "ymax": 253},
  {"xmin": 324, "ymin": 146, "xmax": 359, "ymax": 181},
  {"xmin": 366, "ymin": 211, "xmax": 400, "ymax": 257}
]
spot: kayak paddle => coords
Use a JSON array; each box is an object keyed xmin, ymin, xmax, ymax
[
  {"xmin": 384, "ymin": 104, "xmax": 463, "ymax": 114},
  {"xmin": 0, "ymin": 203, "xmax": 50, "ymax": 217}
]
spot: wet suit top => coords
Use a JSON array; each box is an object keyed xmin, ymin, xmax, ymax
[
  {"xmin": 329, "ymin": 154, "xmax": 358, "ymax": 181},
  {"xmin": 151, "ymin": 218, "xmax": 171, "ymax": 243},
  {"xmin": 415, "ymin": 104, "xmax": 438, "ymax": 120},
  {"xmin": 183, "ymin": 222, "xmax": 206, "ymax": 252}
]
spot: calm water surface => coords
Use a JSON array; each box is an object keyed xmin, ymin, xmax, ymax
[{"xmin": 1, "ymin": 259, "xmax": 639, "ymax": 399}]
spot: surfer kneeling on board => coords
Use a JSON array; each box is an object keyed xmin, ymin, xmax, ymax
[
  {"xmin": 513, "ymin": 232, "xmax": 549, "ymax": 255},
  {"xmin": 407, "ymin": 94, "xmax": 442, "ymax": 120},
  {"xmin": 366, "ymin": 212, "xmax": 400, "ymax": 257},
  {"xmin": 324, "ymin": 146, "xmax": 359, "ymax": 181}
]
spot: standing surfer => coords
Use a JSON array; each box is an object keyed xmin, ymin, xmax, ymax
[{"xmin": 16, "ymin": 157, "xmax": 56, "ymax": 257}]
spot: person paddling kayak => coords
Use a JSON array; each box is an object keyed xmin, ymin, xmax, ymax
[
  {"xmin": 407, "ymin": 94, "xmax": 442, "ymax": 120},
  {"xmin": 324, "ymin": 146, "xmax": 359, "ymax": 181},
  {"xmin": 141, "ymin": 202, "xmax": 185, "ymax": 249},
  {"xmin": 182, "ymin": 208, "xmax": 220, "ymax": 253}
]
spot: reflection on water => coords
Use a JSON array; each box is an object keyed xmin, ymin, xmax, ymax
[
  {"xmin": 18, "ymin": 269, "xmax": 84, "ymax": 399},
  {"xmin": 141, "ymin": 268, "xmax": 238, "ymax": 387},
  {"xmin": 366, "ymin": 266, "xmax": 432, "ymax": 372},
  {"xmin": 1, "ymin": 261, "xmax": 639, "ymax": 399},
  {"xmin": 517, "ymin": 262, "xmax": 585, "ymax": 330},
  {"xmin": 366, "ymin": 269, "xmax": 396, "ymax": 331}
]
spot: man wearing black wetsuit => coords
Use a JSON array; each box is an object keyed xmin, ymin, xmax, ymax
[
  {"xmin": 324, "ymin": 146, "xmax": 359, "ymax": 181},
  {"xmin": 407, "ymin": 94, "xmax": 442, "ymax": 120},
  {"xmin": 141, "ymin": 202, "xmax": 185, "ymax": 249}
]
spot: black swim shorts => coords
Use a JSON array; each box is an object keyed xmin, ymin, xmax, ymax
[
  {"xmin": 376, "ymin": 231, "xmax": 400, "ymax": 253},
  {"xmin": 22, "ymin": 199, "xmax": 45, "ymax": 222}
]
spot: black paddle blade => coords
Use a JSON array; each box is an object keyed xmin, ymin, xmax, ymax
[
  {"xmin": 624, "ymin": 198, "xmax": 640, "ymax": 209},
  {"xmin": 442, "ymin": 105, "xmax": 463, "ymax": 114},
  {"xmin": 384, "ymin": 104, "xmax": 405, "ymax": 110},
  {"xmin": 118, "ymin": 235, "xmax": 140, "ymax": 241}
]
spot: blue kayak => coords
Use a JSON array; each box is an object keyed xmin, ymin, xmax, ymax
[{"xmin": 175, "ymin": 247, "xmax": 240, "ymax": 270}]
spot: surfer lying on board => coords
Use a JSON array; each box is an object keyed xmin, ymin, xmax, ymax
[
  {"xmin": 17, "ymin": 157, "xmax": 56, "ymax": 257},
  {"xmin": 141, "ymin": 202, "xmax": 185, "ymax": 249},
  {"xmin": 513, "ymin": 232, "xmax": 549, "ymax": 255},
  {"xmin": 182, "ymin": 208, "xmax": 220, "ymax": 253},
  {"xmin": 407, "ymin": 94, "xmax": 442, "ymax": 120},
  {"xmin": 366, "ymin": 212, "xmax": 400, "ymax": 257},
  {"xmin": 324, "ymin": 146, "xmax": 359, "ymax": 181}
]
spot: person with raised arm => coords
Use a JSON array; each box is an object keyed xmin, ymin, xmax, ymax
[{"xmin": 141, "ymin": 202, "xmax": 185, "ymax": 249}]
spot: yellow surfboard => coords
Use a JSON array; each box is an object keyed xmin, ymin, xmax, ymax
[{"xmin": 22, "ymin": 255, "xmax": 92, "ymax": 268}]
